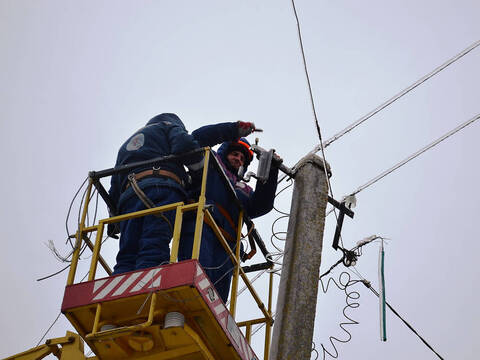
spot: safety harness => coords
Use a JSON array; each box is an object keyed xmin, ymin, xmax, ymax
[
  {"xmin": 203, "ymin": 203, "xmax": 238, "ymax": 243},
  {"xmin": 126, "ymin": 170, "xmax": 176, "ymax": 234},
  {"xmin": 203, "ymin": 203, "xmax": 257, "ymax": 260},
  {"xmin": 127, "ymin": 169, "xmax": 256, "ymax": 261}
]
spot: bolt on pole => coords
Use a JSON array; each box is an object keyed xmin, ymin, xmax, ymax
[{"xmin": 269, "ymin": 154, "xmax": 330, "ymax": 360}]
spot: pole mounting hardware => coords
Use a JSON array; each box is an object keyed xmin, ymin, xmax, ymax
[{"xmin": 328, "ymin": 196, "xmax": 355, "ymax": 250}]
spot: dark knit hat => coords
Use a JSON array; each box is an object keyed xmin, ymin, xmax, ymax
[{"xmin": 227, "ymin": 138, "xmax": 253, "ymax": 166}]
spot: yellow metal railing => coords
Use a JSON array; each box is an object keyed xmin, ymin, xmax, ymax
[{"xmin": 65, "ymin": 147, "xmax": 274, "ymax": 359}]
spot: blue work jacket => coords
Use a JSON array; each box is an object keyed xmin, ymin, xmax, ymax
[
  {"xmin": 109, "ymin": 113, "xmax": 202, "ymax": 211},
  {"xmin": 191, "ymin": 123, "xmax": 278, "ymax": 239}
]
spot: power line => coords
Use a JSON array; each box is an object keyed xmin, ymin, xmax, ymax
[
  {"xmin": 305, "ymin": 39, "xmax": 480, "ymax": 155},
  {"xmin": 35, "ymin": 263, "xmax": 104, "ymax": 347},
  {"xmin": 36, "ymin": 264, "xmax": 70, "ymax": 282},
  {"xmin": 290, "ymin": 0, "xmax": 328, "ymax": 167},
  {"xmin": 247, "ymin": 110, "xmax": 478, "ymax": 353},
  {"xmin": 290, "ymin": 0, "xmax": 322, "ymax": 142},
  {"xmin": 339, "ymin": 256, "xmax": 445, "ymax": 360},
  {"xmin": 290, "ymin": 0, "xmax": 344, "ymax": 248},
  {"xmin": 360, "ymin": 279, "xmax": 444, "ymax": 360},
  {"xmin": 351, "ymin": 113, "xmax": 480, "ymax": 196},
  {"xmin": 65, "ymin": 177, "xmax": 88, "ymax": 249},
  {"xmin": 35, "ymin": 312, "xmax": 62, "ymax": 347}
]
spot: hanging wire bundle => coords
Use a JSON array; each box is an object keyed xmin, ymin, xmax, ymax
[
  {"xmin": 37, "ymin": 177, "xmax": 106, "ymax": 281},
  {"xmin": 315, "ymin": 271, "xmax": 364, "ymax": 360}
]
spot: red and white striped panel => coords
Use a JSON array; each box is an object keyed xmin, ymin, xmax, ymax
[
  {"xmin": 91, "ymin": 267, "xmax": 162, "ymax": 301},
  {"xmin": 62, "ymin": 260, "xmax": 259, "ymax": 360},
  {"xmin": 193, "ymin": 263, "xmax": 258, "ymax": 360},
  {"xmin": 62, "ymin": 261, "xmax": 196, "ymax": 311}
]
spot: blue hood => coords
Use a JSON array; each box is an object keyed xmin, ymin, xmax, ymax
[{"xmin": 147, "ymin": 113, "xmax": 186, "ymax": 130}]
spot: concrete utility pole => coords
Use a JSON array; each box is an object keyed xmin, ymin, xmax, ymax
[{"xmin": 269, "ymin": 154, "xmax": 330, "ymax": 360}]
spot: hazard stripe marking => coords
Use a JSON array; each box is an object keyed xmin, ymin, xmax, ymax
[
  {"xmin": 214, "ymin": 303, "xmax": 225, "ymax": 316},
  {"xmin": 111, "ymin": 271, "xmax": 143, "ymax": 296},
  {"xmin": 198, "ymin": 278, "xmax": 209, "ymax": 290},
  {"xmin": 93, "ymin": 275, "xmax": 125, "ymax": 300},
  {"xmin": 196, "ymin": 264, "xmax": 203, "ymax": 276},
  {"xmin": 227, "ymin": 315, "xmax": 242, "ymax": 354},
  {"xmin": 149, "ymin": 274, "xmax": 162, "ymax": 288},
  {"xmin": 93, "ymin": 279, "xmax": 108, "ymax": 293},
  {"xmin": 130, "ymin": 268, "xmax": 161, "ymax": 293},
  {"xmin": 220, "ymin": 316, "xmax": 226, "ymax": 328}
]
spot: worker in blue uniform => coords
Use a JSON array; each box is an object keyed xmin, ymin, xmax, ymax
[
  {"xmin": 179, "ymin": 122, "xmax": 279, "ymax": 302},
  {"xmin": 109, "ymin": 113, "xmax": 204, "ymax": 274}
]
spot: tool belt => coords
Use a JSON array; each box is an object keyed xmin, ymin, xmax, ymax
[{"xmin": 125, "ymin": 168, "xmax": 183, "ymax": 189}]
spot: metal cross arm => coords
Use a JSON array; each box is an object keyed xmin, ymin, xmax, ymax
[{"xmin": 328, "ymin": 197, "xmax": 355, "ymax": 250}]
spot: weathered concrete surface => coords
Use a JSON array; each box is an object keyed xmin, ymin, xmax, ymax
[{"xmin": 269, "ymin": 154, "xmax": 330, "ymax": 360}]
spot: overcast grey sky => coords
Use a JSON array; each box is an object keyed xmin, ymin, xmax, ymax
[{"xmin": 1, "ymin": 1, "xmax": 479, "ymax": 359}]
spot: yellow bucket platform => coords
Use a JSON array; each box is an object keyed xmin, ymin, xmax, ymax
[{"xmin": 61, "ymin": 260, "xmax": 258, "ymax": 360}]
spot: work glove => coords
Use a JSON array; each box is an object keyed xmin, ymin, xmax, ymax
[{"xmin": 237, "ymin": 121, "xmax": 256, "ymax": 137}]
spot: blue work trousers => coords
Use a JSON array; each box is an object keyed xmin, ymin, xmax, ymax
[
  {"xmin": 178, "ymin": 213, "xmax": 237, "ymax": 303},
  {"xmin": 112, "ymin": 182, "xmax": 184, "ymax": 274}
]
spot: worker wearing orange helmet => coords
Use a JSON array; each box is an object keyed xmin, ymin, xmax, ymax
[{"xmin": 179, "ymin": 121, "xmax": 279, "ymax": 302}]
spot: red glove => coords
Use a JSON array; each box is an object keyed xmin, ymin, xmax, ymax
[{"xmin": 237, "ymin": 121, "xmax": 256, "ymax": 137}]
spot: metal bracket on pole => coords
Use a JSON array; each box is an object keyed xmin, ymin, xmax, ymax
[{"xmin": 327, "ymin": 197, "xmax": 355, "ymax": 250}]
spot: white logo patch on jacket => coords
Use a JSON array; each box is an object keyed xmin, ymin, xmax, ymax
[{"xmin": 126, "ymin": 133, "xmax": 145, "ymax": 151}]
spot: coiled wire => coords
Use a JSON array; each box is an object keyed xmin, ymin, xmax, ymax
[{"xmin": 317, "ymin": 271, "xmax": 363, "ymax": 359}]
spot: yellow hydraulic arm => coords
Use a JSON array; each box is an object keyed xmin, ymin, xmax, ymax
[{"xmin": 4, "ymin": 331, "xmax": 90, "ymax": 360}]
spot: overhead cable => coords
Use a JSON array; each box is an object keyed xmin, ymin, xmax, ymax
[
  {"xmin": 362, "ymin": 281, "xmax": 444, "ymax": 360},
  {"xmin": 290, "ymin": 0, "xmax": 327, "ymax": 168},
  {"xmin": 65, "ymin": 177, "xmax": 88, "ymax": 248},
  {"xmin": 306, "ymin": 39, "xmax": 480, "ymax": 155},
  {"xmin": 351, "ymin": 113, "xmax": 480, "ymax": 196},
  {"xmin": 290, "ymin": 0, "xmax": 322, "ymax": 141},
  {"xmin": 36, "ymin": 264, "xmax": 70, "ymax": 282},
  {"xmin": 290, "ymin": 0, "xmax": 344, "ymax": 248},
  {"xmin": 249, "ymin": 236, "xmax": 380, "ymax": 339},
  {"xmin": 35, "ymin": 312, "xmax": 62, "ymax": 347},
  {"xmin": 35, "ymin": 264, "xmax": 104, "ymax": 346}
]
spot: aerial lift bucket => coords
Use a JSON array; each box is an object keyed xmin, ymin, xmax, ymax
[{"xmin": 62, "ymin": 259, "xmax": 259, "ymax": 360}]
